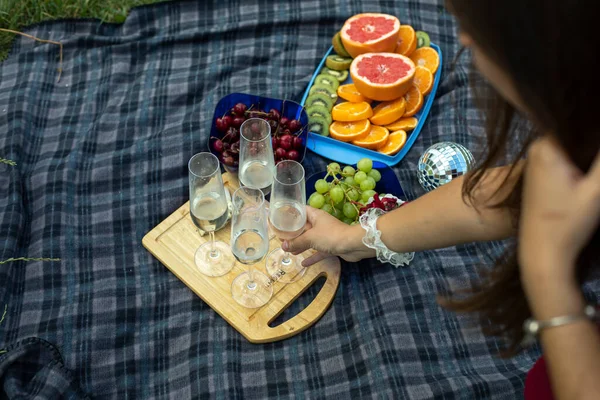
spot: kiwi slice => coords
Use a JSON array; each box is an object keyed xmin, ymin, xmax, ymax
[
  {"xmin": 305, "ymin": 92, "xmax": 335, "ymax": 111},
  {"xmin": 308, "ymin": 115, "xmax": 330, "ymax": 136},
  {"xmin": 325, "ymin": 55, "xmax": 353, "ymax": 72},
  {"xmin": 309, "ymin": 84, "xmax": 338, "ymax": 102},
  {"xmin": 416, "ymin": 31, "xmax": 431, "ymax": 48},
  {"xmin": 321, "ymin": 66, "xmax": 349, "ymax": 82},
  {"xmin": 332, "ymin": 32, "xmax": 351, "ymax": 58},
  {"xmin": 314, "ymin": 74, "xmax": 340, "ymax": 91},
  {"xmin": 306, "ymin": 105, "xmax": 333, "ymax": 126}
]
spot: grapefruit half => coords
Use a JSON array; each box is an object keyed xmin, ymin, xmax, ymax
[
  {"xmin": 340, "ymin": 13, "xmax": 401, "ymax": 58},
  {"xmin": 350, "ymin": 53, "xmax": 416, "ymax": 102}
]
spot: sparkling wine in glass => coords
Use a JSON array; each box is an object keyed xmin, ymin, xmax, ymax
[
  {"xmin": 188, "ymin": 152, "xmax": 234, "ymax": 277},
  {"xmin": 230, "ymin": 187, "xmax": 273, "ymax": 308},
  {"xmin": 239, "ymin": 118, "xmax": 275, "ymax": 196},
  {"xmin": 266, "ymin": 160, "xmax": 308, "ymax": 284}
]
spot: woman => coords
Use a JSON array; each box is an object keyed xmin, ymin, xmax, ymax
[{"xmin": 285, "ymin": 1, "xmax": 600, "ymax": 399}]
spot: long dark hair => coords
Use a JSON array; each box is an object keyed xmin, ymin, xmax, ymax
[{"xmin": 442, "ymin": 0, "xmax": 600, "ymax": 356}]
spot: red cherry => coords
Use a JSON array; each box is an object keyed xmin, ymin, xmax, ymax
[
  {"xmin": 223, "ymin": 156, "xmax": 235, "ymax": 166},
  {"xmin": 279, "ymin": 134, "xmax": 293, "ymax": 150},
  {"xmin": 293, "ymin": 136, "xmax": 303, "ymax": 149},
  {"xmin": 268, "ymin": 108, "xmax": 281, "ymax": 121},
  {"xmin": 272, "ymin": 137, "xmax": 279, "ymax": 148},
  {"xmin": 250, "ymin": 121, "xmax": 262, "ymax": 135},
  {"xmin": 275, "ymin": 147, "xmax": 287, "ymax": 160},
  {"xmin": 233, "ymin": 103, "xmax": 247, "ymax": 116},
  {"xmin": 232, "ymin": 116, "xmax": 245, "ymax": 128},
  {"xmin": 288, "ymin": 119, "xmax": 301, "ymax": 132},
  {"xmin": 212, "ymin": 139, "xmax": 224, "ymax": 153},
  {"xmin": 279, "ymin": 116, "xmax": 290, "ymax": 128},
  {"xmin": 287, "ymin": 150, "xmax": 300, "ymax": 161},
  {"xmin": 216, "ymin": 115, "xmax": 232, "ymax": 132},
  {"xmin": 223, "ymin": 142, "xmax": 231, "ymax": 151},
  {"xmin": 268, "ymin": 120, "xmax": 278, "ymax": 132}
]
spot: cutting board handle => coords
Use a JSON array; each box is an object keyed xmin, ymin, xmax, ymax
[{"xmin": 249, "ymin": 265, "xmax": 339, "ymax": 343}]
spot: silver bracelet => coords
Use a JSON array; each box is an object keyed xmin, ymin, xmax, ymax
[{"xmin": 522, "ymin": 304, "xmax": 597, "ymax": 346}]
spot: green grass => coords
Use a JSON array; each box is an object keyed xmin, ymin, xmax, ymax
[{"xmin": 0, "ymin": 0, "xmax": 167, "ymax": 61}]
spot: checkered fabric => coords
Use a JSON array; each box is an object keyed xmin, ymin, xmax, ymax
[{"xmin": 2, "ymin": 0, "xmax": 589, "ymax": 398}]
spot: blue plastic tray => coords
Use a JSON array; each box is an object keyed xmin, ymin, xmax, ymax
[
  {"xmin": 305, "ymin": 161, "xmax": 406, "ymax": 202},
  {"xmin": 301, "ymin": 44, "xmax": 443, "ymax": 166}
]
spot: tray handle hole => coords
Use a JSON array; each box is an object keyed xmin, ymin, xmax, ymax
[{"xmin": 267, "ymin": 276, "xmax": 327, "ymax": 328}]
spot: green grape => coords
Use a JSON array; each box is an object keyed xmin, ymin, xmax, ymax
[
  {"xmin": 324, "ymin": 193, "xmax": 331, "ymax": 204},
  {"xmin": 332, "ymin": 207, "xmax": 343, "ymax": 220},
  {"xmin": 357, "ymin": 158, "xmax": 373, "ymax": 173},
  {"xmin": 361, "ymin": 189, "xmax": 376, "ymax": 203},
  {"xmin": 344, "ymin": 176, "xmax": 355, "ymax": 186},
  {"xmin": 328, "ymin": 162, "xmax": 341, "ymax": 175},
  {"xmin": 379, "ymin": 193, "xmax": 386, "ymax": 198},
  {"xmin": 368, "ymin": 169, "xmax": 381, "ymax": 183},
  {"xmin": 342, "ymin": 217, "xmax": 354, "ymax": 225},
  {"xmin": 342, "ymin": 166, "xmax": 356, "ymax": 176},
  {"xmin": 322, "ymin": 204, "xmax": 334, "ymax": 214},
  {"xmin": 330, "ymin": 186, "xmax": 344, "ymax": 204},
  {"xmin": 343, "ymin": 202, "xmax": 358, "ymax": 219},
  {"xmin": 351, "ymin": 221, "xmax": 359, "ymax": 226},
  {"xmin": 309, "ymin": 193, "xmax": 325, "ymax": 209},
  {"xmin": 334, "ymin": 199, "xmax": 344, "ymax": 210},
  {"xmin": 315, "ymin": 179, "xmax": 329, "ymax": 194},
  {"xmin": 347, "ymin": 188, "xmax": 360, "ymax": 201},
  {"xmin": 354, "ymin": 171, "xmax": 367, "ymax": 184},
  {"xmin": 360, "ymin": 177, "xmax": 376, "ymax": 192}
]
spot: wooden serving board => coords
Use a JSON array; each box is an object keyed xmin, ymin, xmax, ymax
[{"xmin": 142, "ymin": 173, "xmax": 341, "ymax": 343}]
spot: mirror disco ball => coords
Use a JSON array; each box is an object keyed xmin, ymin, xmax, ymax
[{"xmin": 417, "ymin": 142, "xmax": 475, "ymax": 192}]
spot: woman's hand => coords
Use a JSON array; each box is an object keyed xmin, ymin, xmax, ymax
[
  {"xmin": 519, "ymin": 137, "xmax": 600, "ymax": 285},
  {"xmin": 283, "ymin": 206, "xmax": 375, "ymax": 267}
]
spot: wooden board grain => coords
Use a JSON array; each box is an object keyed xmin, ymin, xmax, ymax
[{"xmin": 142, "ymin": 173, "xmax": 341, "ymax": 343}]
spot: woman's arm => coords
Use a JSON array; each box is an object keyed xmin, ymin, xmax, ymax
[
  {"xmin": 520, "ymin": 138, "xmax": 600, "ymax": 400},
  {"xmin": 285, "ymin": 162, "xmax": 523, "ymax": 265}
]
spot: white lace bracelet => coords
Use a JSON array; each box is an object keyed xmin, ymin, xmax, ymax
[{"xmin": 359, "ymin": 202, "xmax": 415, "ymax": 268}]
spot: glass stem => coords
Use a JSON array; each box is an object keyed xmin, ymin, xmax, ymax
[
  {"xmin": 247, "ymin": 265, "xmax": 257, "ymax": 290},
  {"xmin": 282, "ymin": 251, "xmax": 291, "ymax": 264},
  {"xmin": 209, "ymin": 231, "xmax": 218, "ymax": 258}
]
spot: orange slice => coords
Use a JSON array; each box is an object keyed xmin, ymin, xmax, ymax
[
  {"xmin": 337, "ymin": 84, "xmax": 371, "ymax": 103},
  {"xmin": 409, "ymin": 47, "xmax": 440, "ymax": 74},
  {"xmin": 352, "ymin": 125, "xmax": 390, "ymax": 149},
  {"xmin": 369, "ymin": 97, "xmax": 406, "ymax": 126},
  {"xmin": 377, "ymin": 130, "xmax": 407, "ymax": 155},
  {"xmin": 331, "ymin": 101, "xmax": 373, "ymax": 122},
  {"xmin": 395, "ymin": 25, "xmax": 417, "ymax": 57},
  {"xmin": 329, "ymin": 119, "xmax": 371, "ymax": 142},
  {"xmin": 413, "ymin": 66, "xmax": 434, "ymax": 95},
  {"xmin": 385, "ymin": 117, "xmax": 418, "ymax": 132},
  {"xmin": 403, "ymin": 85, "xmax": 423, "ymax": 117}
]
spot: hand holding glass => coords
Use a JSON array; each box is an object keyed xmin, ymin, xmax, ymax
[{"xmin": 266, "ymin": 160, "xmax": 308, "ymax": 284}]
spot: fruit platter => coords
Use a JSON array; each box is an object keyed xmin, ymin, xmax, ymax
[
  {"xmin": 306, "ymin": 158, "xmax": 406, "ymax": 225},
  {"xmin": 301, "ymin": 13, "xmax": 443, "ymax": 166},
  {"xmin": 209, "ymin": 93, "xmax": 309, "ymax": 173}
]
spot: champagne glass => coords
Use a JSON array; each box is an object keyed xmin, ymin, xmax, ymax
[
  {"xmin": 230, "ymin": 187, "xmax": 273, "ymax": 308},
  {"xmin": 239, "ymin": 118, "xmax": 275, "ymax": 196},
  {"xmin": 266, "ymin": 160, "xmax": 307, "ymax": 284},
  {"xmin": 188, "ymin": 152, "xmax": 234, "ymax": 277}
]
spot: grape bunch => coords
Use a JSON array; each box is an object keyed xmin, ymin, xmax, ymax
[
  {"xmin": 307, "ymin": 158, "xmax": 383, "ymax": 225},
  {"xmin": 211, "ymin": 103, "xmax": 305, "ymax": 168}
]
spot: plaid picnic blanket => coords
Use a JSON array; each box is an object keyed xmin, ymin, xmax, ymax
[{"xmin": 2, "ymin": 0, "xmax": 588, "ymax": 398}]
